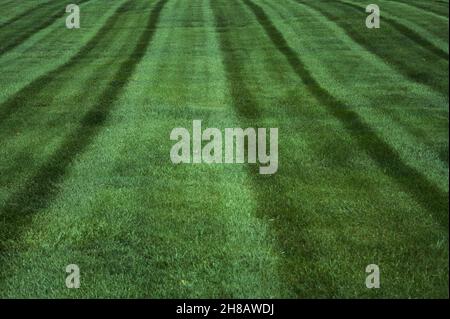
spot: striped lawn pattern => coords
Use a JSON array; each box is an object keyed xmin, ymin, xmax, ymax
[{"xmin": 0, "ymin": 0, "xmax": 448, "ymax": 298}]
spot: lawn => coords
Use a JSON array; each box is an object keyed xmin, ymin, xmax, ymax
[{"xmin": 0, "ymin": 0, "xmax": 448, "ymax": 298}]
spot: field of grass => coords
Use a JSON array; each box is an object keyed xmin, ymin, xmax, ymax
[{"xmin": 0, "ymin": 0, "xmax": 448, "ymax": 298}]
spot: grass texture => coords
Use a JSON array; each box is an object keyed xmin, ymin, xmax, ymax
[{"xmin": 0, "ymin": 0, "xmax": 448, "ymax": 298}]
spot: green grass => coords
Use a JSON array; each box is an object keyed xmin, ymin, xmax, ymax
[{"xmin": 0, "ymin": 0, "xmax": 448, "ymax": 298}]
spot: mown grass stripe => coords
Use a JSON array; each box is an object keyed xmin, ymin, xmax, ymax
[
  {"xmin": 0, "ymin": 0, "xmax": 168, "ymax": 252},
  {"xmin": 211, "ymin": 0, "xmax": 337, "ymax": 297},
  {"xmin": 211, "ymin": 5, "xmax": 261, "ymax": 118},
  {"xmin": 0, "ymin": 1, "xmax": 135, "ymax": 127},
  {"xmin": 0, "ymin": 0, "xmax": 21, "ymax": 14},
  {"xmin": 242, "ymin": 0, "xmax": 448, "ymax": 229},
  {"xmin": 264, "ymin": 0, "xmax": 449, "ymax": 191},
  {"xmin": 0, "ymin": 0, "xmax": 92, "ymax": 56},
  {"xmin": 393, "ymin": 0, "xmax": 449, "ymax": 19},
  {"xmin": 341, "ymin": 0, "xmax": 449, "ymax": 60},
  {"xmin": 297, "ymin": 0, "xmax": 449, "ymax": 96},
  {"xmin": 0, "ymin": 0, "xmax": 56, "ymax": 29},
  {"xmin": 375, "ymin": 0, "xmax": 448, "ymax": 53}
]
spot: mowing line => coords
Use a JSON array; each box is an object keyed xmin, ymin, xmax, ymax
[
  {"xmin": 0, "ymin": 0, "xmax": 168, "ymax": 252},
  {"xmin": 392, "ymin": 0, "xmax": 449, "ymax": 19},
  {"xmin": 242, "ymin": 0, "xmax": 448, "ymax": 229},
  {"xmin": 377, "ymin": 0, "xmax": 449, "ymax": 44},
  {"xmin": 0, "ymin": 0, "xmax": 58, "ymax": 29},
  {"xmin": 341, "ymin": 0, "xmax": 449, "ymax": 60},
  {"xmin": 0, "ymin": 0, "xmax": 92, "ymax": 56},
  {"xmin": 211, "ymin": 0, "xmax": 337, "ymax": 297},
  {"xmin": 297, "ymin": 0, "xmax": 448, "ymax": 96},
  {"xmin": 0, "ymin": 0, "xmax": 24, "ymax": 15},
  {"xmin": 211, "ymin": 3, "xmax": 261, "ymax": 119},
  {"xmin": 0, "ymin": 0, "xmax": 135, "ymax": 127},
  {"xmin": 264, "ymin": 0, "xmax": 449, "ymax": 173}
]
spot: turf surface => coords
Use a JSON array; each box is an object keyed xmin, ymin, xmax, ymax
[{"xmin": 0, "ymin": 0, "xmax": 448, "ymax": 298}]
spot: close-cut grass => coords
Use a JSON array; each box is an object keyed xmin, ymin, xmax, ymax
[
  {"xmin": 0, "ymin": 0, "xmax": 448, "ymax": 298},
  {"xmin": 0, "ymin": 0, "xmax": 92, "ymax": 55}
]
